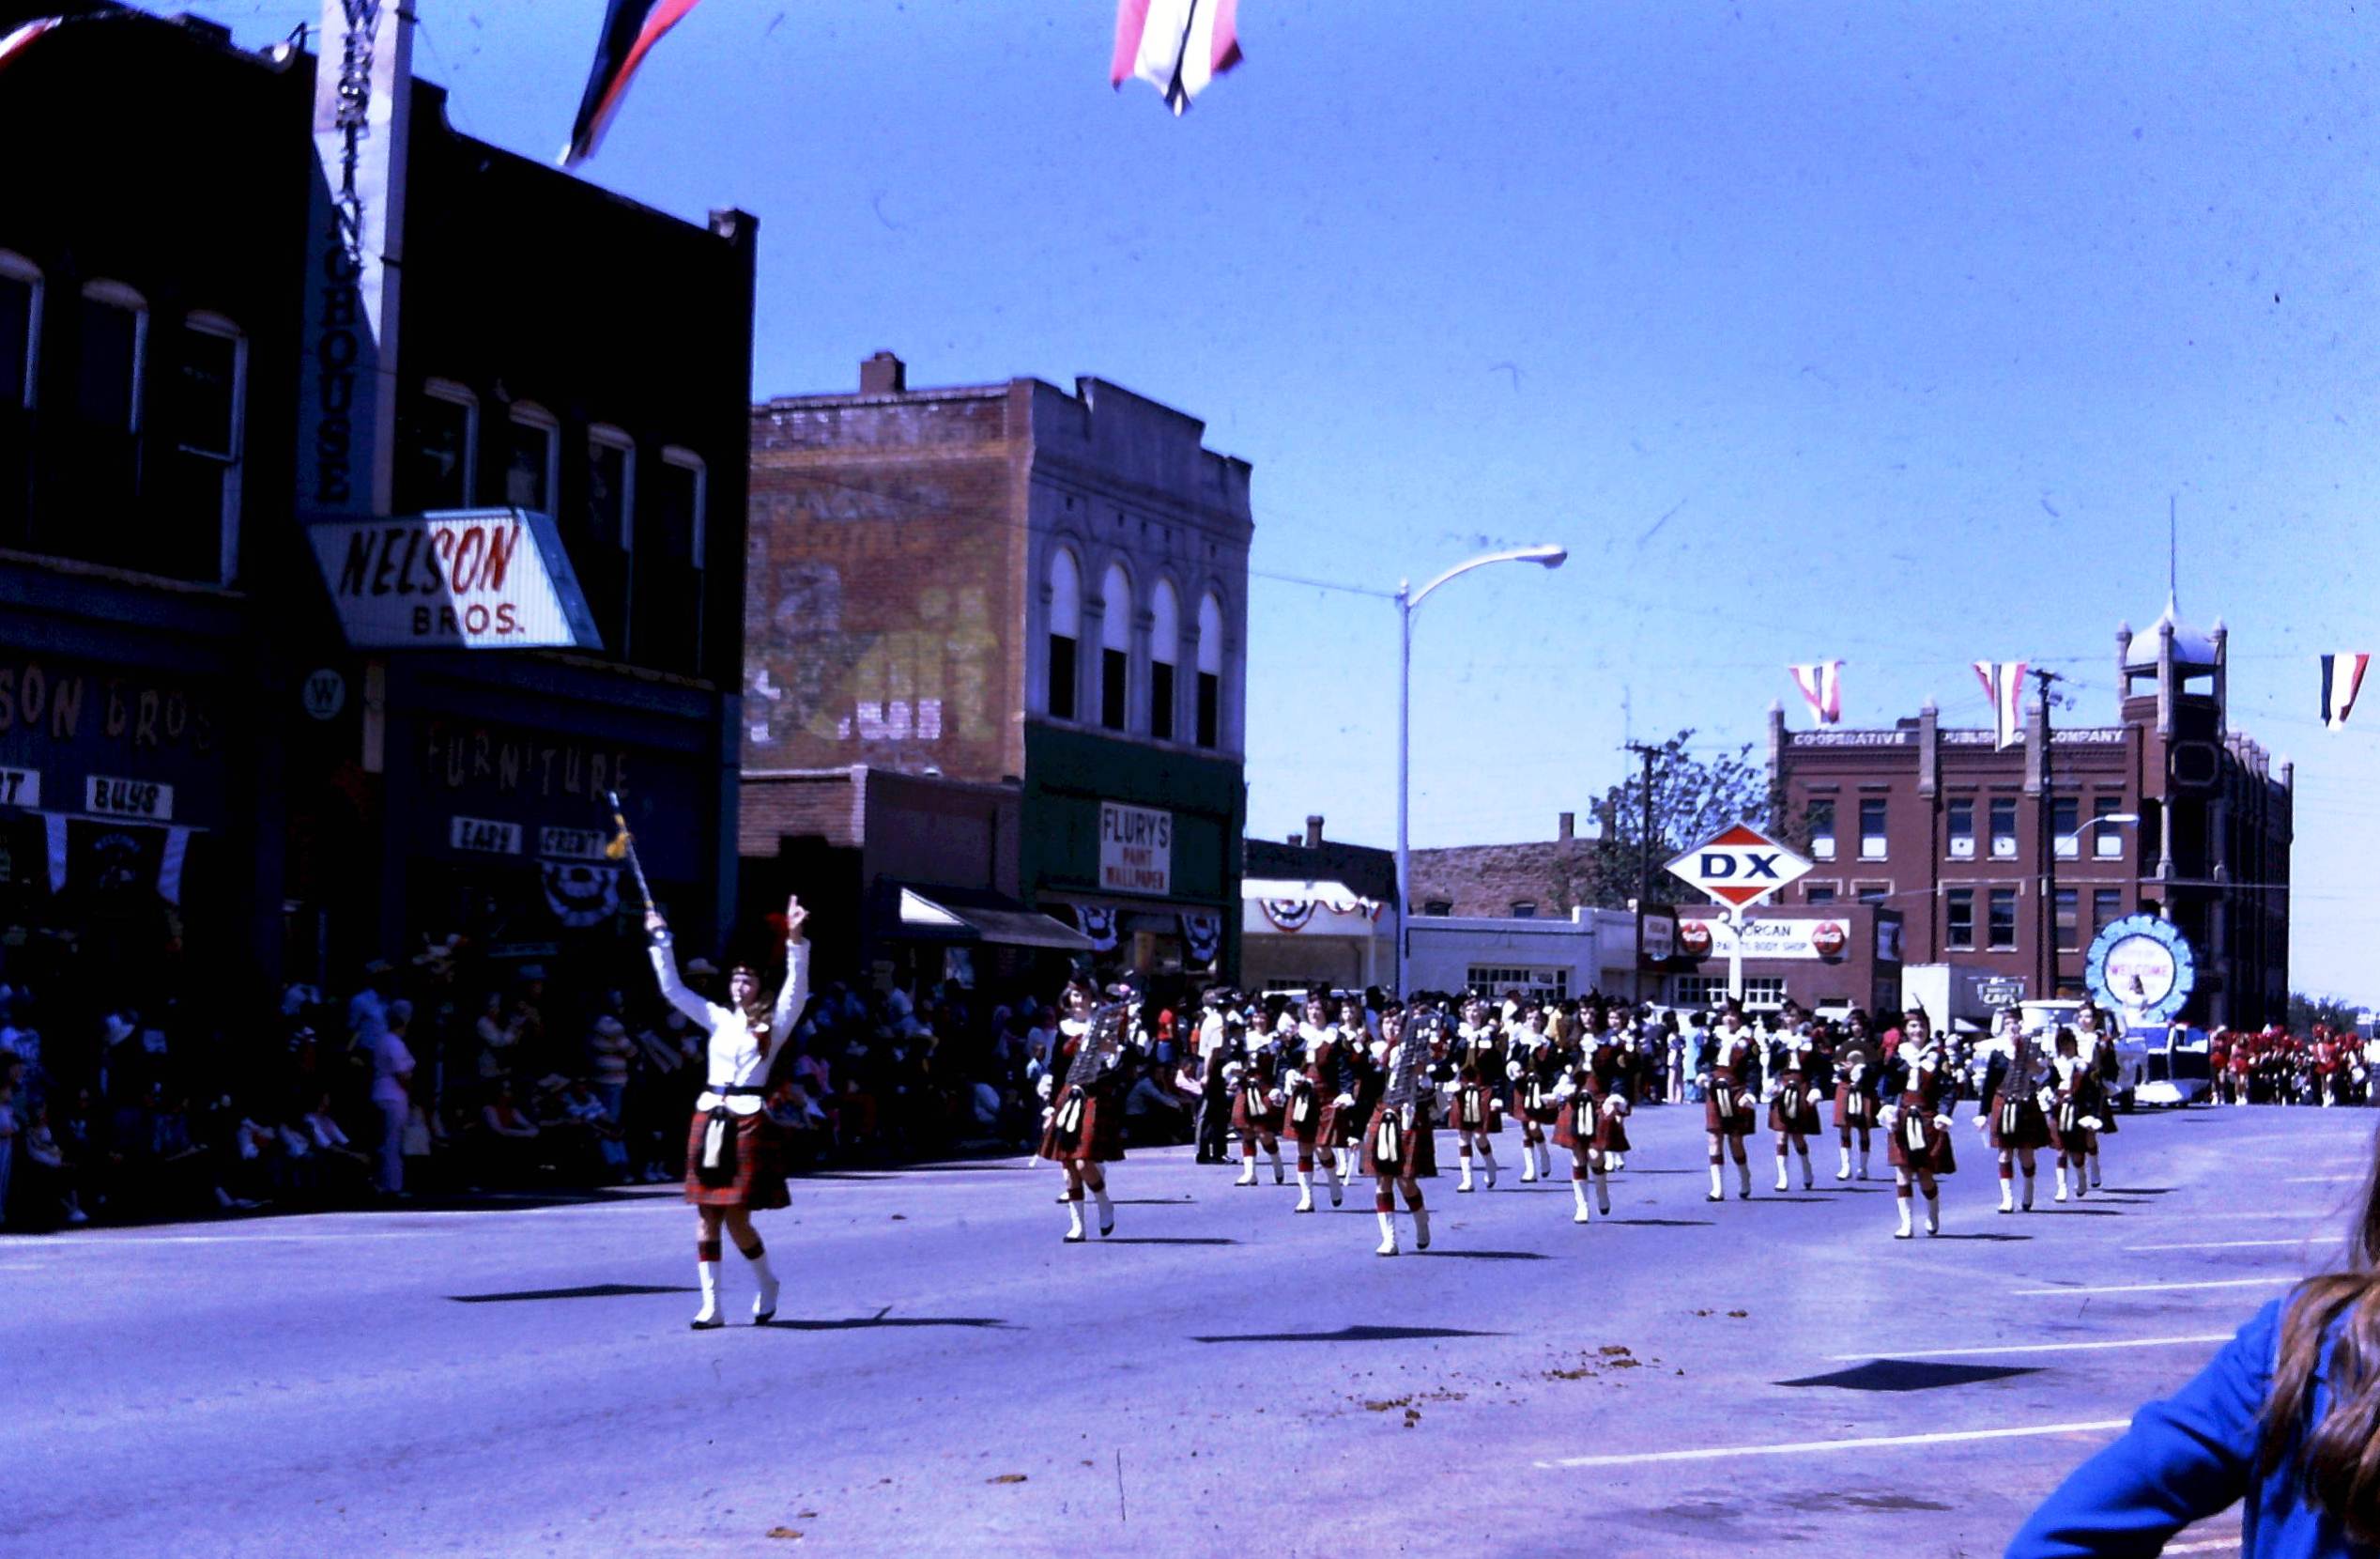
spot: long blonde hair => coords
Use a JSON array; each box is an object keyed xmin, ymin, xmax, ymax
[{"xmin": 2259, "ymin": 1119, "xmax": 2380, "ymax": 1542}]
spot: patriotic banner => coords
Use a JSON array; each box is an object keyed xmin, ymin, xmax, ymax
[
  {"xmin": 0, "ymin": 17, "xmax": 61, "ymax": 75},
  {"xmin": 1112, "ymin": 0, "xmax": 1242, "ymax": 115},
  {"xmin": 563, "ymin": 0, "xmax": 706, "ymax": 168},
  {"xmin": 1788, "ymin": 661, "xmax": 1843, "ymax": 727},
  {"xmin": 1973, "ymin": 660, "xmax": 2029, "ymax": 750},
  {"xmin": 541, "ymin": 861, "xmax": 622, "ymax": 929},
  {"xmin": 2321, "ymin": 653, "xmax": 2371, "ymax": 731},
  {"xmin": 1178, "ymin": 911, "xmax": 1222, "ymax": 968}
]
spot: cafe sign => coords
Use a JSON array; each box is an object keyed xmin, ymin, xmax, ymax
[
  {"xmin": 308, "ymin": 511, "xmax": 603, "ymax": 650},
  {"xmin": 1098, "ymin": 801, "xmax": 1173, "ymax": 897}
]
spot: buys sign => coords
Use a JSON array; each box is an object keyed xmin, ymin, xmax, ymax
[
  {"xmin": 1098, "ymin": 802, "xmax": 1173, "ymax": 896},
  {"xmin": 308, "ymin": 512, "xmax": 602, "ymax": 650}
]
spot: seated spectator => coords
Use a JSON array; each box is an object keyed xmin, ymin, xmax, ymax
[
  {"xmin": 19, "ymin": 1099, "xmax": 87, "ymax": 1227},
  {"xmin": 477, "ymin": 1080, "xmax": 543, "ymax": 1186},
  {"xmin": 1122, "ymin": 1067, "xmax": 1190, "ymax": 1145},
  {"xmin": 403, "ymin": 1098, "xmax": 447, "ymax": 1195},
  {"xmin": 302, "ymin": 1091, "xmax": 375, "ymax": 1196},
  {"xmin": 556, "ymin": 1079, "xmax": 626, "ymax": 1181}
]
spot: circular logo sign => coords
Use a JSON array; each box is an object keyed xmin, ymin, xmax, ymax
[
  {"xmin": 1810, "ymin": 921, "xmax": 1847, "ymax": 959},
  {"xmin": 300, "ymin": 669, "xmax": 347, "ymax": 721},
  {"xmin": 2083, "ymin": 914, "xmax": 2197, "ymax": 1022},
  {"xmin": 1679, "ymin": 920, "xmax": 1714, "ymax": 959}
]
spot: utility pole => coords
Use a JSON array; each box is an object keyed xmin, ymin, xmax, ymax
[
  {"xmin": 1628, "ymin": 741, "xmax": 1659, "ymax": 1005},
  {"xmin": 2033, "ymin": 667, "xmax": 2062, "ymax": 1002}
]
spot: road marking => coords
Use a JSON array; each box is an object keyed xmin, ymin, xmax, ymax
[
  {"xmin": 2013, "ymin": 1277, "xmax": 2296, "ymax": 1296},
  {"xmin": 2283, "ymin": 1175, "xmax": 2361, "ymax": 1184},
  {"xmin": 2163, "ymin": 1540, "xmax": 2240, "ymax": 1554},
  {"xmin": 0, "ymin": 1230, "xmax": 449, "ymax": 1248},
  {"xmin": 1535, "ymin": 1419, "xmax": 2130, "ymax": 1469},
  {"xmin": 1828, "ymin": 1334, "xmax": 2231, "ymax": 1362},
  {"xmin": 2125, "ymin": 1236, "xmax": 2342, "ymax": 1252}
]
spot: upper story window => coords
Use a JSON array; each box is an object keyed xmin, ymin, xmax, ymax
[
  {"xmin": 583, "ymin": 424, "xmax": 635, "ymax": 654},
  {"xmin": 1857, "ymin": 796, "xmax": 1887, "ymax": 859},
  {"xmin": 1509, "ymin": 902, "xmax": 1538, "ymax": 919},
  {"xmin": 1195, "ymin": 589, "xmax": 1224, "ymax": 749},
  {"xmin": 1946, "ymin": 795, "xmax": 1975, "ymax": 859},
  {"xmin": 1421, "ymin": 900, "xmax": 1453, "ymax": 918},
  {"xmin": 628, "ymin": 446, "xmax": 705, "ymax": 674},
  {"xmin": 0, "ymin": 252, "xmax": 38, "ymax": 411},
  {"xmin": 162, "ymin": 313, "xmax": 245, "ymax": 584},
  {"xmin": 1808, "ymin": 798, "xmax": 1835, "ymax": 860},
  {"xmin": 397, "ymin": 378, "xmax": 476, "ymax": 513},
  {"xmin": 1988, "ymin": 796, "xmax": 2019, "ymax": 858},
  {"xmin": 2051, "ymin": 794, "xmax": 2081, "ymax": 859},
  {"xmin": 2093, "ymin": 795, "xmax": 2127, "ymax": 858},
  {"xmin": 1148, "ymin": 578, "xmax": 1180, "ymax": 743},
  {"xmin": 504, "ymin": 401, "xmax": 559, "ymax": 514},
  {"xmin": 1099, "ymin": 561, "xmax": 1131, "ymax": 733},
  {"xmin": 1046, "ymin": 546, "xmax": 1081, "ymax": 721},
  {"xmin": 73, "ymin": 281, "xmax": 146, "ymax": 537}
]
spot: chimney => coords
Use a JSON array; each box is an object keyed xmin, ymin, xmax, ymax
[
  {"xmin": 1558, "ymin": 811, "xmax": 1575, "ymax": 843},
  {"xmin": 1304, "ymin": 814, "xmax": 1324, "ymax": 848},
  {"xmin": 861, "ymin": 351, "xmax": 907, "ymax": 395}
]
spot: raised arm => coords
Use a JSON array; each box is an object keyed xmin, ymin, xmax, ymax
[
  {"xmin": 644, "ymin": 913, "xmax": 717, "ymax": 1032},
  {"xmin": 769, "ymin": 897, "xmax": 813, "ymax": 1056}
]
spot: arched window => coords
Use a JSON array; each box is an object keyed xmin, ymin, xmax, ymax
[
  {"xmin": 1148, "ymin": 579, "xmax": 1180, "ymax": 742},
  {"xmin": 76, "ymin": 280, "xmax": 146, "ymax": 545},
  {"xmin": 399, "ymin": 378, "xmax": 478, "ymax": 511},
  {"xmin": 1099, "ymin": 561, "xmax": 1132, "ymax": 732},
  {"xmin": 168, "ymin": 311, "xmax": 246, "ymax": 584},
  {"xmin": 504, "ymin": 400, "xmax": 559, "ymax": 514},
  {"xmin": 1046, "ymin": 547, "xmax": 1082, "ymax": 720},
  {"xmin": 583, "ymin": 424, "xmax": 635, "ymax": 653},
  {"xmin": 1196, "ymin": 590, "xmax": 1225, "ymax": 749},
  {"xmin": 0, "ymin": 251, "xmax": 40, "ymax": 546},
  {"xmin": 629, "ymin": 445, "xmax": 706, "ymax": 672}
]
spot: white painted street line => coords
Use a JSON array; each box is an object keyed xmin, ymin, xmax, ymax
[
  {"xmin": 1829, "ymin": 1334, "xmax": 2231, "ymax": 1362},
  {"xmin": 0, "ymin": 1230, "xmax": 451, "ymax": 1249},
  {"xmin": 2126, "ymin": 1236, "xmax": 2342, "ymax": 1252},
  {"xmin": 2163, "ymin": 1540, "xmax": 2241, "ymax": 1554},
  {"xmin": 2283, "ymin": 1175, "xmax": 2361, "ymax": 1183},
  {"xmin": 1536, "ymin": 1419, "xmax": 2131, "ymax": 1469},
  {"xmin": 2157, "ymin": 1212, "xmax": 2333, "ymax": 1223},
  {"xmin": 2013, "ymin": 1277, "xmax": 2296, "ymax": 1296}
]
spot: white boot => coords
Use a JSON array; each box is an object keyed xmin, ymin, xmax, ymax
[
  {"xmin": 1521, "ymin": 1144, "xmax": 1539, "ymax": 1182},
  {"xmin": 1999, "ymin": 1176, "xmax": 2016, "ymax": 1214},
  {"xmin": 1480, "ymin": 1148, "xmax": 1498, "ymax": 1189},
  {"xmin": 1093, "ymin": 1183, "xmax": 1115, "ymax": 1235},
  {"xmin": 2020, "ymin": 1172, "xmax": 2035, "ymax": 1212},
  {"xmin": 1572, "ymin": 1174, "xmax": 1592, "ymax": 1224},
  {"xmin": 1235, "ymin": 1150, "xmax": 1256, "ymax": 1186},
  {"xmin": 1924, "ymin": 1194, "xmax": 1941, "ymax": 1236},
  {"xmin": 1858, "ymin": 1148, "xmax": 1871, "ymax": 1181},
  {"xmin": 1836, "ymin": 1146, "xmax": 1852, "ymax": 1181},
  {"xmin": 692, "ymin": 1259, "xmax": 724, "ymax": 1329},
  {"xmin": 2076, "ymin": 1166, "xmax": 2091, "ymax": 1200},
  {"xmin": 1375, "ymin": 1210, "xmax": 1398, "ymax": 1257},
  {"xmin": 1537, "ymin": 1142, "xmax": 1553, "ymax": 1180},
  {"xmin": 1457, "ymin": 1151, "xmax": 1475, "ymax": 1194},
  {"xmin": 1708, "ymin": 1163, "xmax": 1726, "ymax": 1201},
  {"xmin": 1737, "ymin": 1159, "xmax": 1752, "ymax": 1199},
  {"xmin": 2090, "ymin": 1153, "xmax": 2103, "ymax": 1189},
  {"xmin": 1594, "ymin": 1164, "xmax": 1613, "ymax": 1215},
  {"xmin": 1339, "ymin": 1146, "xmax": 1358, "ymax": 1183},
  {"xmin": 745, "ymin": 1244, "xmax": 779, "ymax": 1325},
  {"xmin": 1895, "ymin": 1195, "xmax": 1913, "ymax": 1239},
  {"xmin": 1294, "ymin": 1171, "xmax": 1315, "ymax": 1213},
  {"xmin": 1411, "ymin": 1201, "xmax": 1431, "ymax": 1249},
  {"xmin": 1320, "ymin": 1156, "xmax": 1344, "ymax": 1208},
  {"xmin": 1065, "ymin": 1195, "xmax": 1086, "ymax": 1243},
  {"xmin": 1799, "ymin": 1149, "xmax": 1815, "ymax": 1190},
  {"xmin": 1268, "ymin": 1147, "xmax": 1286, "ymax": 1185},
  {"xmin": 1775, "ymin": 1157, "xmax": 1790, "ymax": 1193},
  {"xmin": 2054, "ymin": 1163, "xmax": 2070, "ymax": 1201}
]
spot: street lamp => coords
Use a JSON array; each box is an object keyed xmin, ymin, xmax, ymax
[
  {"xmin": 1395, "ymin": 544, "xmax": 1569, "ymax": 996},
  {"xmin": 2045, "ymin": 812, "xmax": 2140, "ymax": 998}
]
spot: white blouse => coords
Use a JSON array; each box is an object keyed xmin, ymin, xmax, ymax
[{"xmin": 649, "ymin": 936, "xmax": 810, "ymax": 1117}]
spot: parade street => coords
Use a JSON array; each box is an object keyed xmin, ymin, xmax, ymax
[{"xmin": 5, "ymin": 1104, "xmax": 2372, "ymax": 1558}]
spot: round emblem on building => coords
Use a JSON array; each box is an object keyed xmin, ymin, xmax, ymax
[
  {"xmin": 1810, "ymin": 920, "xmax": 1847, "ymax": 959},
  {"xmin": 1678, "ymin": 919, "xmax": 1713, "ymax": 959},
  {"xmin": 2083, "ymin": 914, "xmax": 2197, "ymax": 1023},
  {"xmin": 300, "ymin": 668, "xmax": 347, "ymax": 721}
]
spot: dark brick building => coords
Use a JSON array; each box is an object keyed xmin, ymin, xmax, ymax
[
  {"xmin": 1771, "ymin": 606, "xmax": 2292, "ymax": 1027},
  {"xmin": 1407, "ymin": 811, "xmax": 1597, "ymax": 920},
  {"xmin": 743, "ymin": 356, "xmax": 1251, "ymax": 981}
]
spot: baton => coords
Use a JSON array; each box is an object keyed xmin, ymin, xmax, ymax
[{"xmin": 604, "ymin": 789, "xmax": 655, "ymax": 913}]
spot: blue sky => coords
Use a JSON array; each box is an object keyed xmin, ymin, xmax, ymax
[{"xmin": 187, "ymin": 1, "xmax": 2378, "ymax": 997}]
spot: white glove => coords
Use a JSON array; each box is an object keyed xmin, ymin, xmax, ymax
[
  {"xmin": 1267, "ymin": 1088, "xmax": 1285, "ymax": 1107},
  {"xmin": 1036, "ymin": 1073, "xmax": 1054, "ymax": 1101},
  {"xmin": 1222, "ymin": 1060, "xmax": 1245, "ymax": 1088},
  {"xmin": 1490, "ymin": 1097, "xmax": 1509, "ymax": 1113},
  {"xmin": 1332, "ymin": 1093, "xmax": 1355, "ymax": 1109},
  {"xmin": 1879, "ymin": 1104, "xmax": 1899, "ymax": 1130},
  {"xmin": 1099, "ymin": 1050, "xmax": 1121, "ymax": 1071},
  {"xmin": 1505, "ymin": 1060, "xmax": 1525, "ymax": 1081},
  {"xmin": 1039, "ymin": 1105, "xmax": 1054, "ymax": 1126},
  {"xmin": 2079, "ymin": 1116, "xmax": 2104, "ymax": 1132},
  {"xmin": 1805, "ymin": 1088, "xmax": 1822, "ymax": 1106},
  {"xmin": 1695, "ymin": 1073, "xmax": 1712, "ymax": 1088},
  {"xmin": 1413, "ymin": 1074, "xmax": 1437, "ymax": 1095},
  {"xmin": 1552, "ymin": 1077, "xmax": 1578, "ymax": 1102},
  {"xmin": 2035, "ymin": 1088, "xmax": 2058, "ymax": 1115},
  {"xmin": 1972, "ymin": 1111, "xmax": 1989, "ymax": 1134},
  {"xmin": 1931, "ymin": 1115, "xmax": 1952, "ymax": 1132},
  {"xmin": 1603, "ymin": 1095, "xmax": 1628, "ymax": 1120}
]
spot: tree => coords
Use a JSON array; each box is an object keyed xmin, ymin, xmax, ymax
[
  {"xmin": 2288, "ymin": 992, "xmax": 2362, "ymax": 1034},
  {"xmin": 1566, "ymin": 730, "xmax": 1788, "ymax": 913}
]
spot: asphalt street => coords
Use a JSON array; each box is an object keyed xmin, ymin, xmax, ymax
[{"xmin": 3, "ymin": 1102, "xmax": 2373, "ymax": 1558}]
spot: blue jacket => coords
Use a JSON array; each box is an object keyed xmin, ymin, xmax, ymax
[{"xmin": 2009, "ymin": 1298, "xmax": 2377, "ymax": 1558}]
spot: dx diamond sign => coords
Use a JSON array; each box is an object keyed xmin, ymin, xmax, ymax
[{"xmin": 1664, "ymin": 822, "xmax": 1812, "ymax": 912}]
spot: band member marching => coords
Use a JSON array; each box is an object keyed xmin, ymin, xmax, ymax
[
  {"xmin": 1882, "ymin": 1008, "xmax": 1958, "ymax": 1238},
  {"xmin": 1768, "ymin": 1010, "xmax": 1824, "ymax": 1192},
  {"xmin": 1331, "ymin": 998, "xmax": 1373, "ymax": 1186},
  {"xmin": 1553, "ymin": 1021, "xmax": 1633, "ymax": 1223},
  {"xmin": 2050, "ymin": 1028, "xmax": 2108, "ymax": 1202},
  {"xmin": 1282, "ymin": 995, "xmax": 1347, "ymax": 1212},
  {"xmin": 1449, "ymin": 998, "xmax": 1505, "ymax": 1191},
  {"xmin": 1036, "ymin": 980, "xmax": 1133, "ymax": 1243},
  {"xmin": 1505, "ymin": 1006, "xmax": 1558, "ymax": 1181},
  {"xmin": 1834, "ymin": 1012, "xmax": 1881, "ymax": 1180},
  {"xmin": 2072, "ymin": 1004, "xmax": 2116, "ymax": 1185},
  {"xmin": 1597, "ymin": 1003, "xmax": 1641, "ymax": 1171},
  {"xmin": 1225, "ymin": 1015, "xmax": 1288, "ymax": 1186},
  {"xmin": 1362, "ymin": 1005, "xmax": 1438, "ymax": 1256},
  {"xmin": 645, "ymin": 895, "xmax": 810, "ymax": 1330},
  {"xmin": 1977, "ymin": 1010, "xmax": 2054, "ymax": 1213},
  {"xmin": 1699, "ymin": 1002, "xmax": 1761, "ymax": 1201}
]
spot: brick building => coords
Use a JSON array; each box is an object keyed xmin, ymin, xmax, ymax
[
  {"xmin": 743, "ymin": 355, "xmax": 1251, "ymax": 982},
  {"xmin": 1242, "ymin": 815, "xmax": 1398, "ymax": 994},
  {"xmin": 1407, "ymin": 811, "xmax": 1598, "ymax": 921},
  {"xmin": 1770, "ymin": 604, "xmax": 2292, "ymax": 1027}
]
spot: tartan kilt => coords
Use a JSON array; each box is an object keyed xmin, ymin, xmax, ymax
[
  {"xmin": 1279, "ymin": 1088, "xmax": 1326, "ymax": 1147},
  {"xmin": 1705, "ymin": 1086, "xmax": 1759, "ymax": 1137},
  {"xmin": 1835, "ymin": 1085, "xmax": 1877, "ymax": 1129},
  {"xmin": 1230, "ymin": 1088, "xmax": 1283, "ymax": 1137},
  {"xmin": 1038, "ymin": 1093, "xmax": 1126, "ymax": 1164},
  {"xmin": 1593, "ymin": 1101, "xmax": 1633, "ymax": 1154},
  {"xmin": 1517, "ymin": 1083, "xmax": 1560, "ymax": 1127},
  {"xmin": 1449, "ymin": 1085, "xmax": 1503, "ymax": 1135},
  {"xmin": 2052, "ymin": 1100, "xmax": 2095, "ymax": 1156},
  {"xmin": 1769, "ymin": 1077, "xmax": 1822, "ymax": 1135},
  {"xmin": 1317, "ymin": 1096, "xmax": 1359, "ymax": 1147},
  {"xmin": 1987, "ymin": 1095, "xmax": 2054, "ymax": 1151},
  {"xmin": 1360, "ymin": 1102, "xmax": 1437, "ymax": 1178},
  {"xmin": 684, "ymin": 1109, "xmax": 790, "ymax": 1210},
  {"xmin": 1886, "ymin": 1106, "xmax": 1958, "ymax": 1174}
]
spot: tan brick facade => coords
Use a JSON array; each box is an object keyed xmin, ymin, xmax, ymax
[{"xmin": 1407, "ymin": 813, "xmax": 1598, "ymax": 919}]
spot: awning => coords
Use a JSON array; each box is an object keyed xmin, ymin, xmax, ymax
[{"xmin": 894, "ymin": 886, "xmax": 1094, "ymax": 951}]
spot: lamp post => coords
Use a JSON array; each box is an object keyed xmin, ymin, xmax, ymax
[
  {"xmin": 1396, "ymin": 544, "xmax": 1568, "ymax": 997},
  {"xmin": 2045, "ymin": 811, "xmax": 2140, "ymax": 998}
]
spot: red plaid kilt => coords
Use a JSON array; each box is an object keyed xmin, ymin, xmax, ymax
[
  {"xmin": 1704, "ymin": 1084, "xmax": 1759, "ymax": 1138},
  {"xmin": 1886, "ymin": 1104, "xmax": 1958, "ymax": 1175},
  {"xmin": 2052, "ymin": 1100, "xmax": 2094, "ymax": 1156},
  {"xmin": 1768, "ymin": 1073, "xmax": 1821, "ymax": 1135},
  {"xmin": 684, "ymin": 1108, "xmax": 790, "ymax": 1211},
  {"xmin": 1449, "ymin": 1085, "xmax": 1502, "ymax": 1135},
  {"xmin": 1553, "ymin": 1097, "xmax": 1633, "ymax": 1153},
  {"xmin": 1037, "ymin": 1093, "xmax": 1125, "ymax": 1164},
  {"xmin": 1359, "ymin": 1102, "xmax": 1437, "ymax": 1178},
  {"xmin": 1835, "ymin": 1084, "xmax": 1877, "ymax": 1130},
  {"xmin": 1279, "ymin": 1086, "xmax": 1328, "ymax": 1147},
  {"xmin": 1986, "ymin": 1093, "xmax": 2054, "ymax": 1151},
  {"xmin": 1230, "ymin": 1088, "xmax": 1283, "ymax": 1137},
  {"xmin": 1517, "ymin": 1082, "xmax": 1560, "ymax": 1128},
  {"xmin": 1317, "ymin": 1096, "xmax": 1359, "ymax": 1148}
]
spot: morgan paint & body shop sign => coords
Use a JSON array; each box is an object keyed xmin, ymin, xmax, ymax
[{"xmin": 308, "ymin": 511, "xmax": 602, "ymax": 649}]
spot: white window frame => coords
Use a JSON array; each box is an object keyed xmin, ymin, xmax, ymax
[
  {"xmin": 420, "ymin": 378, "xmax": 478, "ymax": 507},
  {"xmin": 79, "ymin": 279, "xmax": 147, "ymax": 433},
  {"xmin": 1808, "ymin": 799, "xmax": 1836, "ymax": 861},
  {"xmin": 1044, "ymin": 544, "xmax": 1083, "ymax": 721},
  {"xmin": 2052, "ymin": 795, "xmax": 2081, "ymax": 860},
  {"xmin": 506, "ymin": 400, "xmax": 560, "ymax": 516},
  {"xmin": 177, "ymin": 311, "xmax": 247, "ymax": 585},
  {"xmin": 0, "ymin": 251, "xmax": 39, "ymax": 409},
  {"xmin": 1857, "ymin": 796, "xmax": 1887, "ymax": 861},
  {"xmin": 588, "ymin": 424, "xmax": 637, "ymax": 547},
  {"xmin": 659, "ymin": 445, "xmax": 706, "ymax": 564}
]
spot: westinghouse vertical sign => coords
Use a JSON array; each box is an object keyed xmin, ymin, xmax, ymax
[{"xmin": 297, "ymin": 0, "xmax": 411, "ymax": 520}]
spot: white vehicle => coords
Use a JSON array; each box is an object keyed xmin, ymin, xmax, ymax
[
  {"xmin": 2011, "ymin": 999, "xmax": 2149, "ymax": 1110},
  {"xmin": 2127, "ymin": 1024, "xmax": 2214, "ymax": 1107}
]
